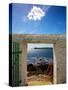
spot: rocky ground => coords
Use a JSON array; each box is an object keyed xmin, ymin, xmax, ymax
[
  {"xmin": 27, "ymin": 62, "xmax": 53, "ymax": 86},
  {"xmin": 27, "ymin": 74, "xmax": 53, "ymax": 86}
]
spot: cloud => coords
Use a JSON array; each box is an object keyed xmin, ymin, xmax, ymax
[{"xmin": 27, "ymin": 6, "xmax": 45, "ymax": 21}]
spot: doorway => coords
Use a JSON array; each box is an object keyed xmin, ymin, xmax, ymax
[
  {"xmin": 27, "ymin": 43, "xmax": 54, "ymax": 85},
  {"xmin": 12, "ymin": 34, "xmax": 66, "ymax": 86}
]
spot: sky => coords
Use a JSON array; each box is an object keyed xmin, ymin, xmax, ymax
[
  {"xmin": 28, "ymin": 44, "xmax": 53, "ymax": 51},
  {"xmin": 11, "ymin": 3, "xmax": 66, "ymax": 34}
]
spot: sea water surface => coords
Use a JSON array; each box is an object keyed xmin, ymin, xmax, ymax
[{"xmin": 27, "ymin": 48, "xmax": 53, "ymax": 64}]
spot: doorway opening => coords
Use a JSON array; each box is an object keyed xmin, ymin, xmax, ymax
[{"xmin": 27, "ymin": 43, "xmax": 54, "ymax": 86}]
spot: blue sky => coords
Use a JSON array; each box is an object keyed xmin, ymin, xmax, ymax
[
  {"xmin": 28, "ymin": 44, "xmax": 53, "ymax": 51},
  {"xmin": 12, "ymin": 3, "xmax": 66, "ymax": 34}
]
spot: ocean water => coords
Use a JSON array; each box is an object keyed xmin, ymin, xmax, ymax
[{"xmin": 27, "ymin": 48, "xmax": 53, "ymax": 64}]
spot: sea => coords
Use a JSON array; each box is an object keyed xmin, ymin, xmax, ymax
[{"xmin": 27, "ymin": 48, "xmax": 53, "ymax": 64}]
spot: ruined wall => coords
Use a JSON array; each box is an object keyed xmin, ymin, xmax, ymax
[
  {"xmin": 54, "ymin": 40, "xmax": 66, "ymax": 84},
  {"xmin": 19, "ymin": 42, "xmax": 27, "ymax": 85},
  {"xmin": 16, "ymin": 34, "xmax": 66, "ymax": 85}
]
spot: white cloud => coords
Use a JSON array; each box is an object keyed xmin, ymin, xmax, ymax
[{"xmin": 27, "ymin": 6, "xmax": 45, "ymax": 21}]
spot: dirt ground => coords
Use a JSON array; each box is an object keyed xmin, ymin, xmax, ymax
[{"xmin": 27, "ymin": 74, "xmax": 53, "ymax": 86}]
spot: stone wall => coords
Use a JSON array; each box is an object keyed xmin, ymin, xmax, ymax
[
  {"xmin": 13, "ymin": 34, "xmax": 66, "ymax": 85},
  {"xmin": 54, "ymin": 40, "xmax": 66, "ymax": 84},
  {"xmin": 19, "ymin": 42, "xmax": 27, "ymax": 85}
]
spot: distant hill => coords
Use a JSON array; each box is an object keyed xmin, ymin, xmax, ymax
[{"xmin": 34, "ymin": 47, "xmax": 53, "ymax": 49}]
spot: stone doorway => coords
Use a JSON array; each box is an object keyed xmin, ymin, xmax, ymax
[{"xmin": 12, "ymin": 34, "xmax": 66, "ymax": 86}]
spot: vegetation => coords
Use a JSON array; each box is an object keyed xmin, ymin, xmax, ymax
[{"xmin": 27, "ymin": 62, "xmax": 53, "ymax": 85}]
